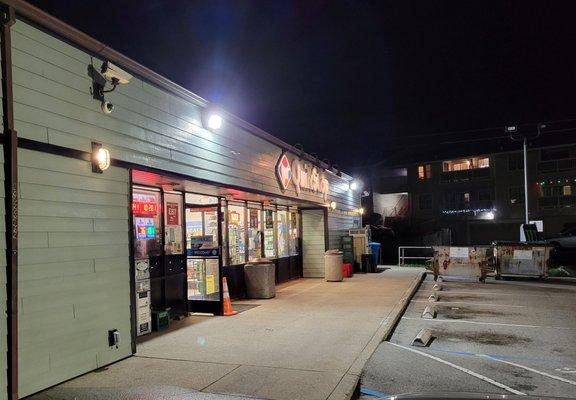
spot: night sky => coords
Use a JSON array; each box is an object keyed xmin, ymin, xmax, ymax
[{"xmin": 29, "ymin": 0, "xmax": 576, "ymax": 169}]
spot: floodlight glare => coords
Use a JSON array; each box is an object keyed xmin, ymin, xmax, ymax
[
  {"xmin": 208, "ymin": 114, "xmax": 223, "ymax": 130},
  {"xmin": 350, "ymin": 180, "xmax": 359, "ymax": 191}
]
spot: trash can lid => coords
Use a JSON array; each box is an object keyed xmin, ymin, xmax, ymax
[
  {"xmin": 325, "ymin": 249, "xmax": 343, "ymax": 255},
  {"xmin": 248, "ymin": 257, "xmax": 273, "ymax": 264}
]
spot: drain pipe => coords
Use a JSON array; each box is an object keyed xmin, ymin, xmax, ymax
[{"xmin": 0, "ymin": 5, "xmax": 18, "ymax": 400}]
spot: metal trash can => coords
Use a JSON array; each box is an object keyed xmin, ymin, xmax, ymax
[
  {"xmin": 244, "ymin": 258, "xmax": 276, "ymax": 298},
  {"xmin": 361, "ymin": 253, "xmax": 375, "ymax": 273},
  {"xmin": 493, "ymin": 241, "xmax": 552, "ymax": 279},
  {"xmin": 325, "ymin": 250, "xmax": 343, "ymax": 281}
]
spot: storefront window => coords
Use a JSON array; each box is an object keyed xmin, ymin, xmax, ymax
[
  {"xmin": 186, "ymin": 206, "xmax": 220, "ymax": 301},
  {"xmin": 264, "ymin": 208, "xmax": 276, "ymax": 258},
  {"xmin": 163, "ymin": 192, "xmax": 184, "ymax": 255},
  {"xmin": 277, "ymin": 209, "xmax": 289, "ymax": 258},
  {"xmin": 247, "ymin": 204, "xmax": 262, "ymax": 261},
  {"xmin": 132, "ymin": 188, "xmax": 162, "ymax": 260},
  {"xmin": 228, "ymin": 203, "xmax": 246, "ymax": 265},
  {"xmin": 289, "ymin": 211, "xmax": 299, "ymax": 256}
]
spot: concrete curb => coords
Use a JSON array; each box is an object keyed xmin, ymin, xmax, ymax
[{"xmin": 328, "ymin": 269, "xmax": 426, "ymax": 400}]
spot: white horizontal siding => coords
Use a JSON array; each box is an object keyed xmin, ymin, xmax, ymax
[
  {"xmin": 11, "ymin": 20, "xmax": 360, "ymax": 210},
  {"xmin": 18, "ymin": 149, "xmax": 131, "ymax": 397},
  {"xmin": 302, "ymin": 210, "xmax": 326, "ymax": 278},
  {"xmin": 327, "ymin": 211, "xmax": 361, "ymax": 250}
]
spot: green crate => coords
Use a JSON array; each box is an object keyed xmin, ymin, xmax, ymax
[{"xmin": 152, "ymin": 309, "xmax": 170, "ymax": 331}]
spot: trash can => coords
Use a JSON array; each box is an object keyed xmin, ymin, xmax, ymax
[
  {"xmin": 244, "ymin": 258, "xmax": 276, "ymax": 298},
  {"xmin": 361, "ymin": 253, "xmax": 375, "ymax": 273},
  {"xmin": 369, "ymin": 242, "xmax": 381, "ymax": 269},
  {"xmin": 325, "ymin": 250, "xmax": 343, "ymax": 281}
]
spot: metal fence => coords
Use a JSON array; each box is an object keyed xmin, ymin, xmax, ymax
[{"xmin": 398, "ymin": 246, "xmax": 434, "ymax": 266}]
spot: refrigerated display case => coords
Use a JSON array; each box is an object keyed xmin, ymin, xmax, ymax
[
  {"xmin": 228, "ymin": 204, "xmax": 246, "ymax": 265},
  {"xmin": 289, "ymin": 210, "xmax": 299, "ymax": 256},
  {"xmin": 248, "ymin": 204, "xmax": 262, "ymax": 261},
  {"xmin": 277, "ymin": 208, "xmax": 289, "ymax": 258},
  {"xmin": 264, "ymin": 208, "xmax": 276, "ymax": 258}
]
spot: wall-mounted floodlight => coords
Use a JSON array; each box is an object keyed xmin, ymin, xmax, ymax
[
  {"xmin": 208, "ymin": 113, "xmax": 223, "ymax": 130},
  {"xmin": 92, "ymin": 142, "xmax": 110, "ymax": 173},
  {"xmin": 505, "ymin": 126, "xmax": 517, "ymax": 133},
  {"xmin": 329, "ymin": 201, "xmax": 337, "ymax": 210},
  {"xmin": 349, "ymin": 180, "xmax": 360, "ymax": 191}
]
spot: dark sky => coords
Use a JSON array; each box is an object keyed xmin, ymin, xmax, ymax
[{"xmin": 29, "ymin": 0, "xmax": 576, "ymax": 169}]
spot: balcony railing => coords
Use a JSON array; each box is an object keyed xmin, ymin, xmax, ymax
[
  {"xmin": 537, "ymin": 158, "xmax": 576, "ymax": 173},
  {"xmin": 440, "ymin": 167, "xmax": 491, "ymax": 183},
  {"xmin": 538, "ymin": 195, "xmax": 576, "ymax": 208}
]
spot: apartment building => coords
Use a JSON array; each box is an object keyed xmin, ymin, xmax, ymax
[{"xmin": 369, "ymin": 144, "xmax": 576, "ymax": 245}]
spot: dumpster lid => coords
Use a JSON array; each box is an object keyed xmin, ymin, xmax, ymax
[
  {"xmin": 325, "ymin": 249, "xmax": 343, "ymax": 255},
  {"xmin": 492, "ymin": 240, "xmax": 551, "ymax": 246}
]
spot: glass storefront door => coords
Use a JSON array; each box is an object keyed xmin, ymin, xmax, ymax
[{"xmin": 185, "ymin": 205, "xmax": 223, "ymax": 314}]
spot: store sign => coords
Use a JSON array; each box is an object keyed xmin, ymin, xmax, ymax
[
  {"xmin": 132, "ymin": 200, "xmax": 158, "ymax": 216},
  {"xmin": 136, "ymin": 223, "xmax": 156, "ymax": 239},
  {"xmin": 275, "ymin": 153, "xmax": 329, "ymax": 201},
  {"xmin": 166, "ymin": 202, "xmax": 179, "ymax": 225}
]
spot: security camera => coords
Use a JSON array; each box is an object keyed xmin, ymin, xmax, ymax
[
  {"xmin": 101, "ymin": 101, "xmax": 114, "ymax": 114},
  {"xmin": 101, "ymin": 61, "xmax": 132, "ymax": 85}
]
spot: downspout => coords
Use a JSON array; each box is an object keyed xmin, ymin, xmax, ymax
[{"xmin": 0, "ymin": 5, "xmax": 18, "ymax": 400}]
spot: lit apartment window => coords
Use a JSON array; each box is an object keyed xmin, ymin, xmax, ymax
[
  {"xmin": 418, "ymin": 164, "xmax": 432, "ymax": 180},
  {"xmin": 564, "ymin": 185, "xmax": 573, "ymax": 196},
  {"xmin": 476, "ymin": 157, "xmax": 490, "ymax": 168},
  {"xmin": 443, "ymin": 157, "xmax": 490, "ymax": 171}
]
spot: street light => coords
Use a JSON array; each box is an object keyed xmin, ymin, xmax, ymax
[{"xmin": 507, "ymin": 123, "xmax": 544, "ymax": 227}]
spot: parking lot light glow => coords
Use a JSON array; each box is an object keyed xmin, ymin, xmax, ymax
[{"xmin": 207, "ymin": 113, "xmax": 223, "ymax": 130}]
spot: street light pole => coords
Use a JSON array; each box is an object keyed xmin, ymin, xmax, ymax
[{"xmin": 523, "ymin": 136, "xmax": 529, "ymax": 225}]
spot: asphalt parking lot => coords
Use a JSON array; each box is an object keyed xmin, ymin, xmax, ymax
[{"xmin": 360, "ymin": 274, "xmax": 576, "ymax": 398}]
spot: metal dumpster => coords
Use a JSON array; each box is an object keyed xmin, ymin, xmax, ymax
[
  {"xmin": 432, "ymin": 246, "xmax": 494, "ymax": 282},
  {"xmin": 493, "ymin": 241, "xmax": 552, "ymax": 279}
]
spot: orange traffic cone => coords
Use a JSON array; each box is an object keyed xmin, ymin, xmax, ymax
[{"xmin": 222, "ymin": 277, "xmax": 238, "ymax": 316}]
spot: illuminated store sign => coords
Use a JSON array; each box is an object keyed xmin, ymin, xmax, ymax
[
  {"xmin": 132, "ymin": 200, "xmax": 158, "ymax": 216},
  {"xmin": 276, "ymin": 153, "xmax": 329, "ymax": 201}
]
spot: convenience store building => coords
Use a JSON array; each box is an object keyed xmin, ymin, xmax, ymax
[{"xmin": 0, "ymin": 1, "xmax": 362, "ymax": 398}]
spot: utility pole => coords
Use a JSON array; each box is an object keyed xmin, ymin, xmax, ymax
[
  {"xmin": 506, "ymin": 124, "xmax": 544, "ymax": 228},
  {"xmin": 523, "ymin": 137, "xmax": 529, "ymax": 224}
]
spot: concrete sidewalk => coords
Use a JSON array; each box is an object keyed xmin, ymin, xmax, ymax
[{"xmin": 31, "ymin": 267, "xmax": 424, "ymax": 400}]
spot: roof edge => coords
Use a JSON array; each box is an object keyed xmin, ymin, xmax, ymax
[{"xmin": 3, "ymin": 0, "xmax": 352, "ymax": 177}]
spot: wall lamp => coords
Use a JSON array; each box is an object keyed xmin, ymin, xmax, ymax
[
  {"xmin": 92, "ymin": 142, "xmax": 110, "ymax": 173},
  {"xmin": 202, "ymin": 107, "xmax": 223, "ymax": 130},
  {"xmin": 349, "ymin": 180, "xmax": 361, "ymax": 191},
  {"xmin": 329, "ymin": 201, "xmax": 337, "ymax": 210}
]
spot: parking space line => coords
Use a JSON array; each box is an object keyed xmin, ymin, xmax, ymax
[
  {"xmin": 412, "ymin": 300, "xmax": 527, "ymax": 308},
  {"xmin": 420, "ymin": 290, "xmax": 567, "ymax": 297},
  {"xmin": 481, "ymin": 355, "xmax": 576, "ymax": 386},
  {"xmin": 387, "ymin": 342, "xmax": 526, "ymax": 395},
  {"xmin": 402, "ymin": 316, "xmax": 576, "ymax": 330}
]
